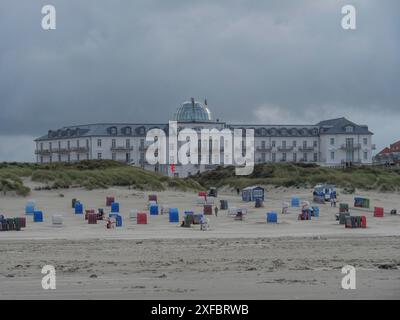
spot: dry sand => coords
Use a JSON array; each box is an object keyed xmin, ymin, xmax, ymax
[{"xmin": 0, "ymin": 182, "xmax": 399, "ymax": 299}]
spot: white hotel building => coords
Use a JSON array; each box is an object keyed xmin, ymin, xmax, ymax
[{"xmin": 34, "ymin": 99, "xmax": 375, "ymax": 177}]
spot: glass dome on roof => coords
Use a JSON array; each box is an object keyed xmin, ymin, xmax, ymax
[{"xmin": 173, "ymin": 100, "xmax": 212, "ymax": 122}]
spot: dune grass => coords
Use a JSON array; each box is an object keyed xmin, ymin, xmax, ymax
[
  {"xmin": 1, "ymin": 161, "xmax": 399, "ymax": 196},
  {"xmin": 0, "ymin": 160, "xmax": 203, "ymax": 196},
  {"xmin": 192, "ymin": 163, "xmax": 400, "ymax": 192}
]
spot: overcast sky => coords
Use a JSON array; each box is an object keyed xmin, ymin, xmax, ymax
[{"xmin": 0, "ymin": 0, "xmax": 399, "ymax": 161}]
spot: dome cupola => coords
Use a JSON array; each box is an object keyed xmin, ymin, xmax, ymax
[{"xmin": 173, "ymin": 98, "xmax": 212, "ymax": 122}]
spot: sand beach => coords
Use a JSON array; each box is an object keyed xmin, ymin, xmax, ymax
[{"xmin": 0, "ymin": 183, "xmax": 399, "ymax": 299}]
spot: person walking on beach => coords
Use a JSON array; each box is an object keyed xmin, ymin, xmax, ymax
[
  {"xmin": 236, "ymin": 188, "xmax": 240, "ymax": 196},
  {"xmin": 330, "ymin": 192, "xmax": 335, "ymax": 207},
  {"xmin": 214, "ymin": 206, "xmax": 218, "ymax": 217}
]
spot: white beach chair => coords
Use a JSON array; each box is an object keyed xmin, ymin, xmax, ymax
[
  {"xmin": 206, "ymin": 197, "xmax": 215, "ymax": 205},
  {"xmin": 196, "ymin": 197, "xmax": 206, "ymax": 205},
  {"xmin": 51, "ymin": 214, "xmax": 63, "ymax": 226},
  {"xmin": 129, "ymin": 209, "xmax": 137, "ymax": 222},
  {"xmin": 160, "ymin": 205, "xmax": 170, "ymax": 215}
]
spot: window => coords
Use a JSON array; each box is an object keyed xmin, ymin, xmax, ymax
[
  {"xmin": 345, "ymin": 126, "xmax": 354, "ymax": 133},
  {"xmin": 112, "ymin": 139, "xmax": 116, "ymax": 148},
  {"xmin": 313, "ymin": 141, "xmax": 317, "ymax": 147},
  {"xmin": 261, "ymin": 140, "xmax": 265, "ymax": 148},
  {"xmin": 261, "ymin": 153, "xmax": 266, "ymax": 162},
  {"xmin": 112, "ymin": 153, "xmax": 116, "ymax": 161},
  {"xmin": 364, "ymin": 152, "xmax": 368, "ymax": 160},
  {"xmin": 40, "ymin": 143, "xmax": 43, "ymax": 150},
  {"xmin": 97, "ymin": 139, "xmax": 102, "ymax": 147},
  {"xmin": 303, "ymin": 153, "xmax": 307, "ymax": 161},
  {"xmin": 303, "ymin": 141, "xmax": 307, "ymax": 148},
  {"xmin": 77, "ymin": 154, "xmax": 80, "ymax": 161},
  {"xmin": 282, "ymin": 141, "xmax": 286, "ymax": 148},
  {"xmin": 272, "ymin": 141, "xmax": 276, "ymax": 147},
  {"xmin": 282, "ymin": 153, "xmax": 287, "ymax": 161},
  {"xmin": 313, "ymin": 153, "xmax": 318, "ymax": 162},
  {"xmin": 330, "ymin": 138, "xmax": 335, "ymax": 145},
  {"xmin": 293, "ymin": 153, "xmax": 297, "ymax": 162},
  {"xmin": 97, "ymin": 153, "xmax": 102, "ymax": 160},
  {"xmin": 272, "ymin": 153, "xmax": 276, "ymax": 162},
  {"xmin": 293, "ymin": 141, "xmax": 297, "ymax": 147},
  {"xmin": 40, "ymin": 156, "xmax": 43, "ymax": 163},
  {"xmin": 330, "ymin": 151, "xmax": 335, "ymax": 160},
  {"xmin": 126, "ymin": 139, "xmax": 130, "ymax": 148},
  {"xmin": 363, "ymin": 138, "xmax": 368, "ymax": 145}
]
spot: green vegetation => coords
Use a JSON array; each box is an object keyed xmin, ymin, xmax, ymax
[
  {"xmin": 1, "ymin": 161, "xmax": 399, "ymax": 196},
  {"xmin": 192, "ymin": 163, "xmax": 400, "ymax": 192},
  {"xmin": 0, "ymin": 173, "xmax": 30, "ymax": 196},
  {"xmin": 0, "ymin": 160, "xmax": 202, "ymax": 196}
]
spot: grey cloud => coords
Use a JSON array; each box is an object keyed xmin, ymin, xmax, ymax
[{"xmin": 0, "ymin": 0, "xmax": 399, "ymax": 160}]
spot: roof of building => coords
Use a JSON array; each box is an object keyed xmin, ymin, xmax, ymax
[
  {"xmin": 390, "ymin": 140, "xmax": 400, "ymax": 150},
  {"xmin": 378, "ymin": 147, "xmax": 391, "ymax": 155},
  {"xmin": 34, "ymin": 102, "xmax": 373, "ymax": 141},
  {"xmin": 317, "ymin": 117, "xmax": 373, "ymax": 135},
  {"xmin": 35, "ymin": 123, "xmax": 168, "ymax": 141},
  {"xmin": 173, "ymin": 100, "xmax": 212, "ymax": 122},
  {"xmin": 377, "ymin": 140, "xmax": 400, "ymax": 155},
  {"xmin": 242, "ymin": 185, "xmax": 264, "ymax": 191}
]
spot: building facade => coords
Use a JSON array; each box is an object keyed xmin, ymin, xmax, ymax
[
  {"xmin": 373, "ymin": 140, "xmax": 400, "ymax": 165},
  {"xmin": 34, "ymin": 99, "xmax": 375, "ymax": 177}
]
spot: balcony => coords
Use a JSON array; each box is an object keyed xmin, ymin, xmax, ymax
[
  {"xmin": 70, "ymin": 146, "xmax": 89, "ymax": 153},
  {"xmin": 51, "ymin": 148, "xmax": 69, "ymax": 154},
  {"xmin": 340, "ymin": 143, "xmax": 361, "ymax": 151},
  {"xmin": 111, "ymin": 146, "xmax": 134, "ymax": 152},
  {"xmin": 278, "ymin": 146, "xmax": 294, "ymax": 152},
  {"xmin": 256, "ymin": 146, "xmax": 272, "ymax": 151},
  {"xmin": 299, "ymin": 146, "xmax": 315, "ymax": 152},
  {"xmin": 35, "ymin": 149, "xmax": 51, "ymax": 155}
]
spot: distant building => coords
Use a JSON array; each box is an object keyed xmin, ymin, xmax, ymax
[
  {"xmin": 34, "ymin": 99, "xmax": 375, "ymax": 177},
  {"xmin": 374, "ymin": 140, "xmax": 400, "ymax": 165}
]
